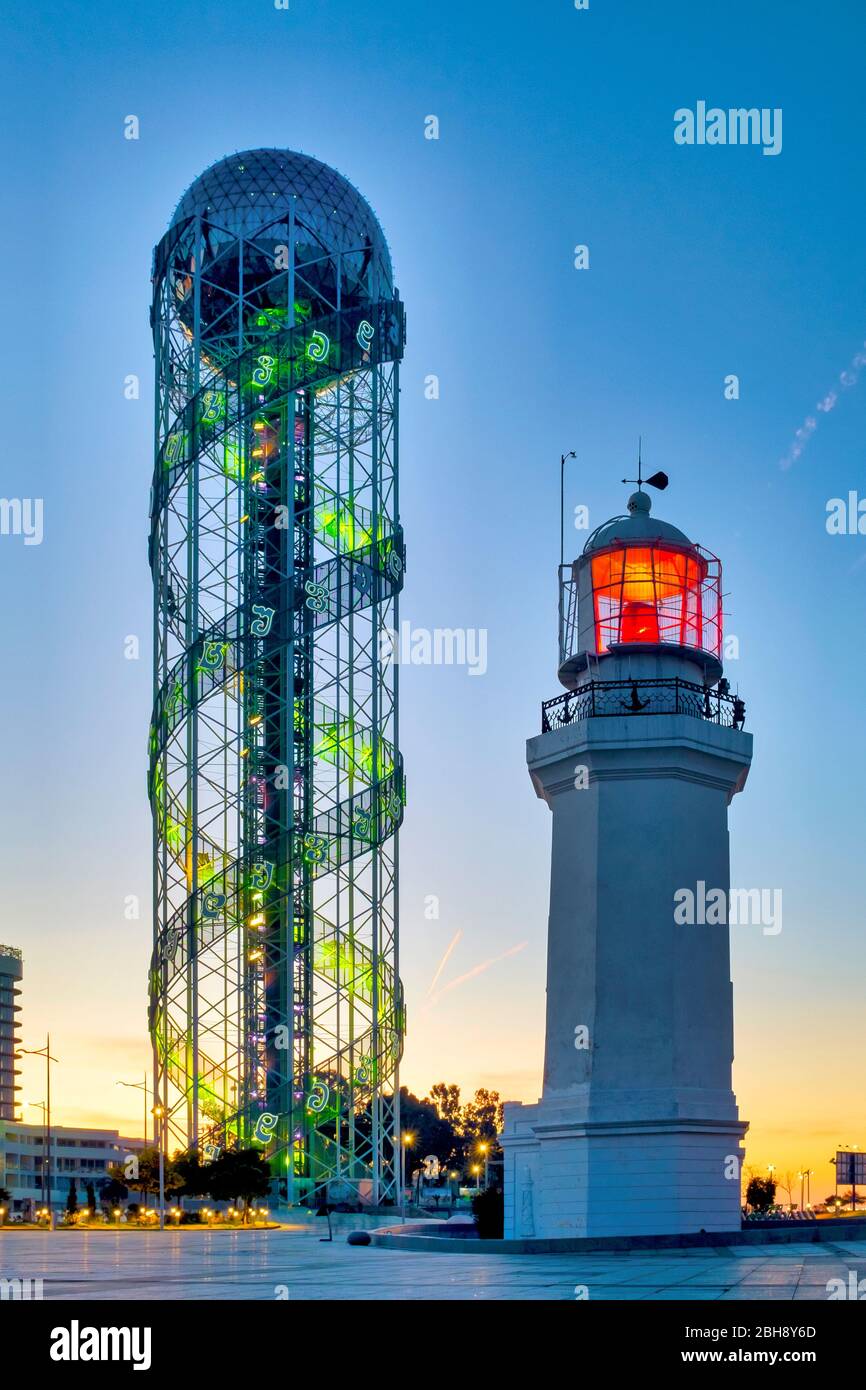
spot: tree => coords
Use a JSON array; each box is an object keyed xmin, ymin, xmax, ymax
[
  {"xmin": 425, "ymin": 1083, "xmax": 462, "ymax": 1129},
  {"xmin": 85, "ymin": 1182, "xmax": 97, "ymax": 1213},
  {"xmin": 0, "ymin": 1186, "xmax": 10, "ymax": 1204},
  {"xmin": 422, "ymin": 1083, "xmax": 506, "ymax": 1176},
  {"xmin": 66, "ymin": 1179, "xmax": 79, "ymax": 1217},
  {"xmin": 206, "ymin": 1148, "xmax": 271, "ymax": 1218},
  {"xmin": 399, "ymin": 1088, "xmax": 460, "ymax": 1171},
  {"xmin": 172, "ymin": 1151, "xmax": 211, "ymax": 1199},
  {"xmin": 100, "ymin": 1176, "xmax": 128, "ymax": 1207},
  {"xmin": 460, "ymin": 1088, "xmax": 504, "ymax": 1142},
  {"xmin": 777, "ymin": 1171, "xmax": 797, "ymax": 1210},
  {"xmin": 745, "ymin": 1176, "xmax": 776, "ymax": 1213},
  {"xmin": 107, "ymin": 1147, "xmax": 176, "ymax": 1204},
  {"xmin": 456, "ymin": 1088, "xmax": 504, "ymax": 1176},
  {"xmin": 472, "ymin": 1186, "xmax": 504, "ymax": 1238}
]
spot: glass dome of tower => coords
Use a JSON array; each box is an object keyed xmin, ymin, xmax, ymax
[{"xmin": 168, "ymin": 147, "xmax": 394, "ymax": 297}]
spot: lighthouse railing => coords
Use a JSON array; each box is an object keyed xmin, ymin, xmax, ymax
[{"xmin": 540, "ymin": 677, "xmax": 744, "ymax": 734}]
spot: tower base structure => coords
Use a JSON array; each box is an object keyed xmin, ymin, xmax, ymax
[{"xmin": 502, "ymin": 658, "xmax": 752, "ymax": 1240}]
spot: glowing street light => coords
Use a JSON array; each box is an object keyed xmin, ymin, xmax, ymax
[
  {"xmin": 399, "ymin": 1131, "xmax": 415, "ymax": 1222},
  {"xmin": 152, "ymin": 1102, "xmax": 166, "ymax": 1229},
  {"xmin": 477, "ymin": 1141, "xmax": 491, "ymax": 1190}
]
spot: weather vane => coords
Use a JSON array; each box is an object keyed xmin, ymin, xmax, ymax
[{"xmin": 621, "ymin": 437, "xmax": 669, "ymax": 494}]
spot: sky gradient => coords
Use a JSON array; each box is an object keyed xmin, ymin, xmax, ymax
[{"xmin": 2, "ymin": 0, "xmax": 865, "ymax": 1200}]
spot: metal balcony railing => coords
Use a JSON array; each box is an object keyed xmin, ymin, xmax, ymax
[{"xmin": 541, "ymin": 677, "xmax": 745, "ymax": 733}]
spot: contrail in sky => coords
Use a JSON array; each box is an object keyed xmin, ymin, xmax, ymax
[
  {"xmin": 426, "ymin": 941, "xmax": 528, "ymax": 1009},
  {"xmin": 426, "ymin": 930, "xmax": 462, "ymax": 998},
  {"xmin": 780, "ymin": 338, "xmax": 866, "ymax": 469}
]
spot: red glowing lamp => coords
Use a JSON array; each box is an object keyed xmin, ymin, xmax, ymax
[
  {"xmin": 620, "ymin": 599, "xmax": 661, "ymax": 644},
  {"xmin": 590, "ymin": 541, "xmax": 716, "ymax": 654}
]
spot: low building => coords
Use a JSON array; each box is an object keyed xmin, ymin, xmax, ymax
[{"xmin": 0, "ymin": 1122, "xmax": 146, "ymax": 1218}]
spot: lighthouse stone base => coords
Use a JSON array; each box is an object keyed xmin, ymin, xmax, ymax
[{"xmin": 501, "ymin": 1096, "xmax": 748, "ymax": 1239}]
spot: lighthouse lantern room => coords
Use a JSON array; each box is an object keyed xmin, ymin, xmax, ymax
[{"xmin": 560, "ymin": 488, "xmax": 723, "ymax": 688}]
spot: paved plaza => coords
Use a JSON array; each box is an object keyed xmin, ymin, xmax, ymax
[{"xmin": 2, "ymin": 1228, "xmax": 866, "ymax": 1300}]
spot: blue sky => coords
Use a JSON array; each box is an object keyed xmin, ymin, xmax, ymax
[{"xmin": 1, "ymin": 0, "xmax": 865, "ymax": 1180}]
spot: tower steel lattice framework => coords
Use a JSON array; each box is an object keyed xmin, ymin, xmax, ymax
[{"xmin": 147, "ymin": 150, "xmax": 405, "ymax": 1204}]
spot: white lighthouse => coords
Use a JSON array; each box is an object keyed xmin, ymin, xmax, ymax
[{"xmin": 500, "ymin": 482, "xmax": 752, "ymax": 1239}]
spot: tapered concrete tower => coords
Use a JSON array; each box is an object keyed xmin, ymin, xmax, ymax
[{"xmin": 501, "ymin": 483, "xmax": 752, "ymax": 1238}]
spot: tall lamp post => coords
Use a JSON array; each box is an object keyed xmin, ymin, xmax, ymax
[
  {"xmin": 116, "ymin": 1073, "xmax": 149, "ymax": 1149},
  {"xmin": 152, "ymin": 1103, "xmax": 166, "ymax": 1230},
  {"xmin": 21, "ymin": 1036, "xmax": 58, "ymax": 1227},
  {"xmin": 557, "ymin": 450, "xmax": 577, "ymax": 666},
  {"xmin": 477, "ymin": 1141, "xmax": 490, "ymax": 1190},
  {"xmin": 837, "ymin": 1143, "xmax": 859, "ymax": 1212},
  {"xmin": 400, "ymin": 1132, "xmax": 414, "ymax": 1222},
  {"xmin": 116, "ymin": 1074, "xmax": 150, "ymax": 1209},
  {"xmin": 559, "ymin": 450, "xmax": 577, "ymax": 571},
  {"xmin": 26, "ymin": 1100, "xmax": 48, "ymax": 1209}
]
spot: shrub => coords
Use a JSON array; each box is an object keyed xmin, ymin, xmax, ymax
[{"xmin": 471, "ymin": 1187, "xmax": 503, "ymax": 1239}]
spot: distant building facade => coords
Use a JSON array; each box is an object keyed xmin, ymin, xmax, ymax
[
  {"xmin": 0, "ymin": 946, "xmax": 23, "ymax": 1121},
  {"xmin": 0, "ymin": 1122, "xmax": 146, "ymax": 1217},
  {"xmin": 0, "ymin": 943, "xmax": 149, "ymax": 1218}
]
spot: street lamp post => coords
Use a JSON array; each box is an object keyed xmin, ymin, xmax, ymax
[
  {"xmin": 26, "ymin": 1100, "xmax": 48, "ymax": 1208},
  {"xmin": 21, "ymin": 1036, "xmax": 58, "ymax": 1227},
  {"xmin": 117, "ymin": 1073, "xmax": 149, "ymax": 1209},
  {"xmin": 116, "ymin": 1073, "xmax": 149, "ymax": 1150},
  {"xmin": 400, "ymin": 1133, "xmax": 414, "ymax": 1222},
  {"xmin": 152, "ymin": 1104, "xmax": 166, "ymax": 1229},
  {"xmin": 558, "ymin": 450, "xmax": 577, "ymax": 667},
  {"xmin": 765, "ymin": 1164, "xmax": 776, "ymax": 1215},
  {"xmin": 478, "ymin": 1142, "xmax": 490, "ymax": 1190},
  {"xmin": 838, "ymin": 1143, "xmax": 859, "ymax": 1213}
]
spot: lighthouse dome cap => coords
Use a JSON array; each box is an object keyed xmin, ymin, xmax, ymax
[{"xmin": 582, "ymin": 490, "xmax": 694, "ymax": 555}]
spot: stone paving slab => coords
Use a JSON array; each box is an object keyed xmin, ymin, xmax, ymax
[{"xmin": 1, "ymin": 1229, "xmax": 865, "ymax": 1301}]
